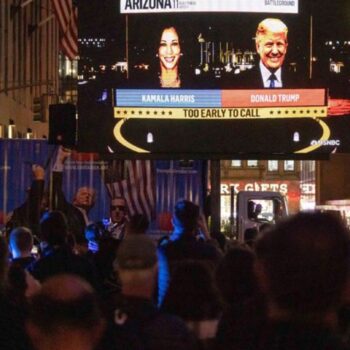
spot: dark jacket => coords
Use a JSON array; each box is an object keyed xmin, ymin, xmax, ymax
[
  {"xmin": 157, "ymin": 234, "xmax": 222, "ymax": 306},
  {"xmin": 0, "ymin": 291, "xmax": 33, "ymax": 350},
  {"xmin": 51, "ymin": 171, "xmax": 87, "ymax": 243},
  {"xmin": 256, "ymin": 320, "xmax": 347, "ymax": 350},
  {"xmin": 6, "ymin": 179, "xmax": 45, "ymax": 237},
  {"xmin": 29, "ymin": 245, "xmax": 98, "ymax": 288},
  {"xmin": 11, "ymin": 256, "xmax": 36, "ymax": 271},
  {"xmin": 233, "ymin": 64, "xmax": 307, "ymax": 89},
  {"xmin": 159, "ymin": 234, "xmax": 222, "ymax": 264},
  {"xmin": 109, "ymin": 296, "xmax": 199, "ymax": 350}
]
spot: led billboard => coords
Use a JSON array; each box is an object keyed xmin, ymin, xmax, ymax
[{"xmin": 77, "ymin": 0, "xmax": 350, "ymax": 158}]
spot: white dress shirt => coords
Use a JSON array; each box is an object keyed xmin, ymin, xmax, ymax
[{"xmin": 259, "ymin": 61, "xmax": 283, "ymax": 88}]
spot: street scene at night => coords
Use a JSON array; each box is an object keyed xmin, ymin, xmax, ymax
[{"xmin": 1, "ymin": 1, "xmax": 350, "ymax": 349}]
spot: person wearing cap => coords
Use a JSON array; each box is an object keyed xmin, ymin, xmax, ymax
[{"xmin": 110, "ymin": 235, "xmax": 198, "ymax": 350}]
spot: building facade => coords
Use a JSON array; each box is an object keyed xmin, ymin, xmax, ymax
[
  {"xmin": 0, "ymin": 0, "xmax": 60, "ymax": 138},
  {"xmin": 220, "ymin": 159, "xmax": 316, "ymax": 229}
]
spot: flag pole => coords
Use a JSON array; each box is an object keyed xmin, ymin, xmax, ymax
[
  {"xmin": 309, "ymin": 14, "xmax": 313, "ymax": 80},
  {"xmin": 126, "ymin": 15, "xmax": 129, "ymax": 80}
]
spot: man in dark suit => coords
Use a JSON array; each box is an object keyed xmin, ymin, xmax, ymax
[
  {"xmin": 51, "ymin": 147, "xmax": 96, "ymax": 244},
  {"xmin": 236, "ymin": 18, "xmax": 301, "ymax": 89}
]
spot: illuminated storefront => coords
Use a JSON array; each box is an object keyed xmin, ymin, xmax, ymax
[{"xmin": 220, "ymin": 160, "xmax": 316, "ymax": 226}]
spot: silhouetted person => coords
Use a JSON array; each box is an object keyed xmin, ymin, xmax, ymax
[
  {"xmin": 9, "ymin": 227, "xmax": 36, "ymax": 270},
  {"xmin": 0, "ymin": 236, "xmax": 33, "ymax": 350},
  {"xmin": 26, "ymin": 274, "xmax": 105, "ymax": 350},
  {"xmin": 162, "ymin": 261, "xmax": 222, "ymax": 348},
  {"xmin": 244, "ymin": 227, "xmax": 259, "ymax": 248},
  {"xmin": 84, "ymin": 222, "xmax": 121, "ymax": 296},
  {"xmin": 215, "ymin": 247, "xmax": 266, "ymax": 350},
  {"xmin": 6, "ymin": 165, "xmax": 46, "ymax": 238},
  {"xmin": 215, "ymin": 247, "xmax": 258, "ymax": 309},
  {"xmin": 158, "ymin": 200, "xmax": 221, "ymax": 306},
  {"xmin": 111, "ymin": 235, "xmax": 198, "ymax": 350},
  {"xmin": 247, "ymin": 201, "xmax": 256, "ymax": 220},
  {"xmin": 30, "ymin": 211, "xmax": 98, "ymax": 289},
  {"xmin": 254, "ymin": 212, "xmax": 350, "ymax": 350},
  {"xmin": 125, "ymin": 214, "xmax": 149, "ymax": 236}
]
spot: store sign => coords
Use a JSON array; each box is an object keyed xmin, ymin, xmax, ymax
[
  {"xmin": 300, "ymin": 183, "xmax": 316, "ymax": 195},
  {"xmin": 221, "ymin": 180, "xmax": 303, "ymax": 196}
]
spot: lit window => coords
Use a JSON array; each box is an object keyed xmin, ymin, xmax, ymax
[
  {"xmin": 247, "ymin": 160, "xmax": 258, "ymax": 167},
  {"xmin": 231, "ymin": 160, "xmax": 242, "ymax": 167},
  {"xmin": 284, "ymin": 160, "xmax": 295, "ymax": 171},
  {"xmin": 268, "ymin": 160, "xmax": 278, "ymax": 172}
]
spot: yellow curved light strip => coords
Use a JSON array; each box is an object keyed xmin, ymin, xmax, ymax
[
  {"xmin": 113, "ymin": 119, "xmax": 150, "ymax": 153},
  {"xmin": 113, "ymin": 117, "xmax": 330, "ymax": 155},
  {"xmin": 294, "ymin": 119, "xmax": 331, "ymax": 154}
]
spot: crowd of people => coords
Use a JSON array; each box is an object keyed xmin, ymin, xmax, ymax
[{"xmin": 1, "ymin": 197, "xmax": 350, "ymax": 350}]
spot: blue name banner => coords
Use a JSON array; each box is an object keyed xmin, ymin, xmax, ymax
[{"xmin": 115, "ymin": 89, "xmax": 222, "ymax": 107}]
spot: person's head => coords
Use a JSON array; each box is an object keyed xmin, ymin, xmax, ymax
[
  {"xmin": 26, "ymin": 274, "xmax": 104, "ymax": 350},
  {"xmin": 40, "ymin": 211, "xmax": 68, "ymax": 247},
  {"xmin": 73, "ymin": 187, "xmax": 96, "ymax": 211},
  {"xmin": 173, "ymin": 200, "xmax": 200, "ymax": 234},
  {"xmin": 215, "ymin": 247, "xmax": 258, "ymax": 306},
  {"xmin": 115, "ymin": 235, "xmax": 158, "ymax": 298},
  {"xmin": 255, "ymin": 204, "xmax": 262, "ymax": 215},
  {"xmin": 255, "ymin": 18, "xmax": 288, "ymax": 71},
  {"xmin": 126, "ymin": 214, "xmax": 149, "ymax": 235},
  {"xmin": 110, "ymin": 197, "xmax": 127, "ymax": 224},
  {"xmin": 9, "ymin": 226, "xmax": 33, "ymax": 258},
  {"xmin": 255, "ymin": 212, "xmax": 350, "ymax": 319},
  {"xmin": 158, "ymin": 26, "xmax": 182, "ymax": 73},
  {"xmin": 248, "ymin": 201, "xmax": 256, "ymax": 219}
]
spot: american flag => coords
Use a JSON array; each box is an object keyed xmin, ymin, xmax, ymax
[
  {"xmin": 51, "ymin": 0, "xmax": 78, "ymax": 60},
  {"xmin": 105, "ymin": 160, "xmax": 156, "ymax": 222}
]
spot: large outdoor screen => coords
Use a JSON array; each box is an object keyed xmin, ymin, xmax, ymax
[{"xmin": 77, "ymin": 0, "xmax": 350, "ymax": 158}]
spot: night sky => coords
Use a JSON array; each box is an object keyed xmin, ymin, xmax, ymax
[
  {"xmin": 78, "ymin": 0, "xmax": 350, "ymax": 60},
  {"xmin": 78, "ymin": 0, "xmax": 350, "ymax": 38}
]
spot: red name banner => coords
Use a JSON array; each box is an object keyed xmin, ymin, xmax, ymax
[{"xmin": 222, "ymin": 89, "xmax": 326, "ymax": 108}]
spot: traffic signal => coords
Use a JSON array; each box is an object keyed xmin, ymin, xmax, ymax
[{"xmin": 33, "ymin": 96, "xmax": 43, "ymax": 121}]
